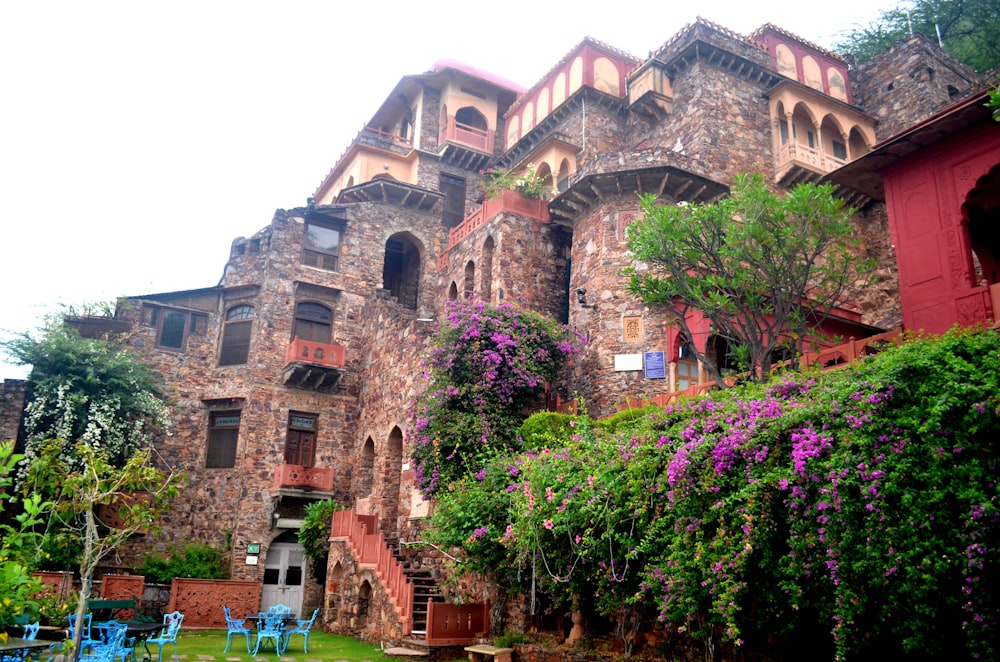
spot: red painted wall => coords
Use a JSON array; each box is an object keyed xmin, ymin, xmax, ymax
[{"xmin": 883, "ymin": 121, "xmax": 1000, "ymax": 334}]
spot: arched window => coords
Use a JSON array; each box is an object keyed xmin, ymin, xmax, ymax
[
  {"xmin": 448, "ymin": 281, "xmax": 459, "ymax": 301},
  {"xmin": 383, "ymin": 232, "xmax": 422, "ymax": 310},
  {"xmin": 464, "ymin": 261, "xmax": 475, "ymax": 298},
  {"xmin": 219, "ymin": 304, "xmax": 254, "ymax": 366},
  {"xmin": 481, "ymin": 236, "xmax": 495, "ymax": 303},
  {"xmin": 360, "ymin": 437, "xmax": 375, "ymax": 496},
  {"xmin": 293, "ymin": 302, "xmax": 332, "ymax": 343}
]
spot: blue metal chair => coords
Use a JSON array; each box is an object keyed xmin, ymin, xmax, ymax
[
  {"xmin": 251, "ymin": 610, "xmax": 286, "ymax": 656},
  {"xmin": 1, "ymin": 622, "xmax": 40, "ymax": 662},
  {"xmin": 221, "ymin": 606, "xmax": 251, "ymax": 654},
  {"xmin": 282, "ymin": 608, "xmax": 319, "ymax": 654},
  {"xmin": 79, "ymin": 623, "xmax": 127, "ymax": 662},
  {"xmin": 92, "ymin": 621, "xmax": 133, "ymax": 662},
  {"xmin": 147, "ymin": 611, "xmax": 184, "ymax": 662},
  {"xmin": 69, "ymin": 613, "xmax": 101, "ymax": 654},
  {"xmin": 266, "ymin": 603, "xmax": 291, "ymax": 616}
]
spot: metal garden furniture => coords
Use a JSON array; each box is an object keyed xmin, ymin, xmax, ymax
[
  {"xmin": 69, "ymin": 613, "xmax": 101, "ymax": 654},
  {"xmin": 221, "ymin": 606, "xmax": 251, "ymax": 654},
  {"xmin": 79, "ymin": 622, "xmax": 128, "ymax": 662},
  {"xmin": 93, "ymin": 622, "xmax": 133, "ymax": 662},
  {"xmin": 282, "ymin": 608, "xmax": 319, "ymax": 654},
  {"xmin": 0, "ymin": 622, "xmax": 41, "ymax": 662},
  {"xmin": 251, "ymin": 611, "xmax": 286, "ymax": 656},
  {"xmin": 146, "ymin": 611, "xmax": 183, "ymax": 662}
]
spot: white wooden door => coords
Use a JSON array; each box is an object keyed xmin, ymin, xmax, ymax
[{"xmin": 260, "ymin": 543, "xmax": 304, "ymax": 615}]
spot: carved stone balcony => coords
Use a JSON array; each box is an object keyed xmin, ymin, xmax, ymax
[
  {"xmin": 282, "ymin": 337, "xmax": 345, "ymax": 392},
  {"xmin": 774, "ymin": 142, "xmax": 847, "ymax": 186},
  {"xmin": 273, "ymin": 463, "xmax": 334, "ymax": 492}
]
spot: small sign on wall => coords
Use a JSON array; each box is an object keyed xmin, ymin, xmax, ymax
[
  {"xmin": 645, "ymin": 351, "xmax": 666, "ymax": 379},
  {"xmin": 614, "ymin": 353, "xmax": 643, "ymax": 371},
  {"xmin": 623, "ymin": 316, "xmax": 643, "ymax": 343}
]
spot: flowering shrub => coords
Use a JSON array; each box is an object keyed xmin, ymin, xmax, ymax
[
  {"xmin": 408, "ymin": 299, "xmax": 583, "ymax": 496},
  {"xmin": 426, "ymin": 327, "xmax": 999, "ymax": 658},
  {"xmin": 479, "ymin": 163, "xmax": 556, "ymax": 200}
]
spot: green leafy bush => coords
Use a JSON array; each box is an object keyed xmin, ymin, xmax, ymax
[
  {"xmin": 299, "ymin": 500, "xmax": 341, "ymax": 582},
  {"xmin": 519, "ymin": 412, "xmax": 578, "ymax": 449},
  {"xmin": 427, "ymin": 327, "xmax": 1000, "ymax": 659},
  {"xmin": 139, "ymin": 542, "xmax": 228, "ymax": 583}
]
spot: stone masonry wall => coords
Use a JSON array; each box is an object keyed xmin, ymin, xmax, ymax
[
  {"xmin": 0, "ymin": 379, "xmax": 26, "ymax": 445},
  {"xmin": 851, "ymin": 34, "xmax": 983, "ymax": 139},
  {"xmin": 560, "ymin": 199, "xmax": 676, "ymax": 419}
]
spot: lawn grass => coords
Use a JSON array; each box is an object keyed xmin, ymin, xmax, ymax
[{"xmin": 164, "ymin": 629, "xmax": 387, "ymax": 661}]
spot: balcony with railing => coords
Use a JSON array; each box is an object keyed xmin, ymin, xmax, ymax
[
  {"xmin": 282, "ymin": 337, "xmax": 346, "ymax": 392},
  {"xmin": 356, "ymin": 125, "xmax": 413, "ymax": 156},
  {"xmin": 437, "ymin": 189, "xmax": 550, "ymax": 270},
  {"xmin": 273, "ymin": 463, "xmax": 335, "ymax": 492},
  {"xmin": 775, "ymin": 142, "xmax": 847, "ymax": 183},
  {"xmin": 437, "ymin": 118, "xmax": 495, "ymax": 170}
]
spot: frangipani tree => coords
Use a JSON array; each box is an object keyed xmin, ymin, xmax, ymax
[{"xmin": 625, "ymin": 173, "xmax": 871, "ymax": 386}]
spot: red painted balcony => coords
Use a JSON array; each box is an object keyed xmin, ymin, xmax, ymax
[
  {"xmin": 285, "ymin": 337, "xmax": 345, "ymax": 368},
  {"xmin": 438, "ymin": 190, "xmax": 550, "ymax": 270},
  {"xmin": 273, "ymin": 463, "xmax": 334, "ymax": 492}
]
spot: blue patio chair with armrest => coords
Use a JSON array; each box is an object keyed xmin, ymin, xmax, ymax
[
  {"xmin": 79, "ymin": 623, "xmax": 127, "ymax": 662},
  {"xmin": 266, "ymin": 604, "xmax": 291, "ymax": 616},
  {"xmin": 251, "ymin": 611, "xmax": 286, "ymax": 656},
  {"xmin": 146, "ymin": 611, "xmax": 183, "ymax": 662},
  {"xmin": 69, "ymin": 613, "xmax": 101, "ymax": 654},
  {"xmin": 282, "ymin": 608, "xmax": 319, "ymax": 654},
  {"xmin": 221, "ymin": 606, "xmax": 251, "ymax": 654},
  {"xmin": 93, "ymin": 621, "xmax": 134, "ymax": 662}
]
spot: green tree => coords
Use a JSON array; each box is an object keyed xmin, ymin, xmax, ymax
[
  {"xmin": 22, "ymin": 442, "xmax": 180, "ymax": 660},
  {"xmin": 835, "ymin": 0, "xmax": 1000, "ymax": 72},
  {"xmin": 2, "ymin": 315, "xmax": 169, "ymax": 470},
  {"xmin": 3, "ymin": 314, "xmax": 181, "ymax": 660},
  {"xmin": 624, "ymin": 173, "xmax": 871, "ymax": 386}
]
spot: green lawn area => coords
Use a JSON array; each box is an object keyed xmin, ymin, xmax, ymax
[{"xmin": 164, "ymin": 629, "xmax": 388, "ymax": 661}]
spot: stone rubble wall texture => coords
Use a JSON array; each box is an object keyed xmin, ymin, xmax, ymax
[
  {"xmin": 3, "ymin": 17, "xmax": 982, "ymax": 649},
  {"xmin": 850, "ymin": 34, "xmax": 985, "ymax": 140},
  {"xmin": 0, "ymin": 379, "xmax": 26, "ymax": 445}
]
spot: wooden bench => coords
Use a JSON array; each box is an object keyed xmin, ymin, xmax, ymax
[
  {"xmin": 87, "ymin": 597, "xmax": 158, "ymax": 623},
  {"xmin": 465, "ymin": 645, "xmax": 514, "ymax": 662}
]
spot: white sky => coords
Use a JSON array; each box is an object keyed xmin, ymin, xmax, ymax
[{"xmin": 0, "ymin": 0, "xmax": 902, "ymax": 378}]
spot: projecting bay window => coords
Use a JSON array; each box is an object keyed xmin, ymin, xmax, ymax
[{"xmin": 285, "ymin": 412, "xmax": 317, "ymax": 467}]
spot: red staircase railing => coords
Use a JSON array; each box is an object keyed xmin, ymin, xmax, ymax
[{"xmin": 331, "ymin": 510, "xmax": 414, "ymax": 635}]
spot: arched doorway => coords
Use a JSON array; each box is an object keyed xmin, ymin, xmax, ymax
[
  {"xmin": 261, "ymin": 530, "xmax": 305, "ymax": 615},
  {"xmin": 963, "ymin": 164, "xmax": 1000, "ymax": 286},
  {"xmin": 383, "ymin": 232, "xmax": 423, "ymax": 310}
]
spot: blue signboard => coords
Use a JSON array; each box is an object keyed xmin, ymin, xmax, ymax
[{"xmin": 644, "ymin": 351, "xmax": 666, "ymax": 379}]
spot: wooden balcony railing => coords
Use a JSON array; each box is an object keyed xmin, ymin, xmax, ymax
[
  {"xmin": 284, "ymin": 337, "xmax": 345, "ymax": 369},
  {"xmin": 439, "ymin": 117, "xmax": 494, "ymax": 154},
  {"xmin": 272, "ymin": 463, "xmax": 334, "ymax": 491}
]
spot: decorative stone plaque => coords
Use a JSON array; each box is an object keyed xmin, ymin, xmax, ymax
[{"xmin": 623, "ymin": 316, "xmax": 643, "ymax": 343}]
